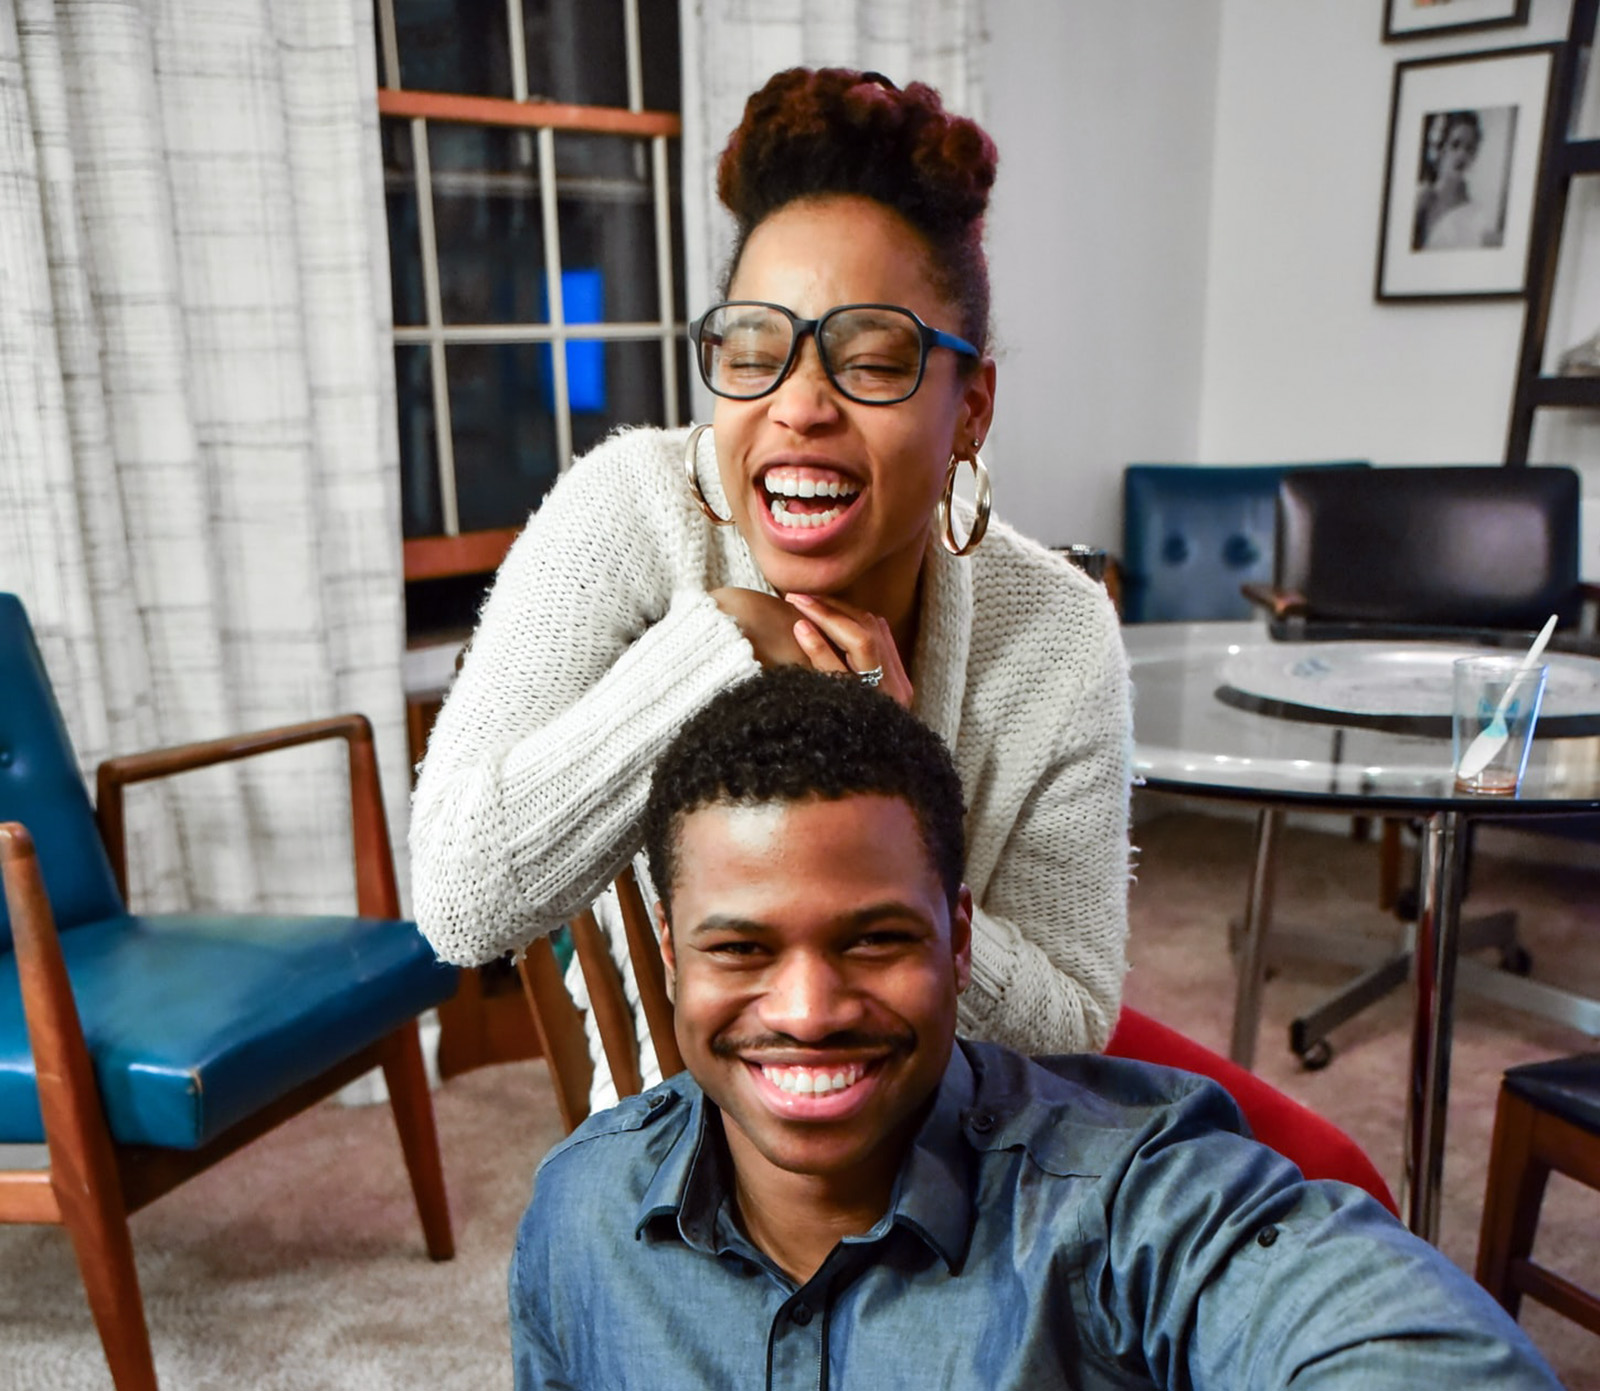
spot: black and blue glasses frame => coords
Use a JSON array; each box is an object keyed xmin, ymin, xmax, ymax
[{"xmin": 688, "ymin": 300, "xmax": 980, "ymax": 405}]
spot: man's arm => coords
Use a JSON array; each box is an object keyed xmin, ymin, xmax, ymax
[
  {"xmin": 1087, "ymin": 1083, "xmax": 1561, "ymax": 1388},
  {"xmin": 509, "ymin": 1202, "xmax": 576, "ymax": 1391}
]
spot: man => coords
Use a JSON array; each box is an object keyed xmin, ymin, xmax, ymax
[{"xmin": 512, "ymin": 667, "xmax": 1558, "ymax": 1389}]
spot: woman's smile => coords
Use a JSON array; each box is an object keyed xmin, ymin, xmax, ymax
[{"xmin": 755, "ymin": 461, "xmax": 865, "ymax": 545}]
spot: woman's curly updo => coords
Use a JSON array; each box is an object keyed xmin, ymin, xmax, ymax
[{"xmin": 716, "ymin": 67, "xmax": 998, "ymax": 353}]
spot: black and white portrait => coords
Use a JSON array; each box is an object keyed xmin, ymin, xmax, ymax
[
  {"xmin": 1376, "ymin": 45, "xmax": 1553, "ymax": 299},
  {"xmin": 1411, "ymin": 105, "xmax": 1516, "ymax": 251}
]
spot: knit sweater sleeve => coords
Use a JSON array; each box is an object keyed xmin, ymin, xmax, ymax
[
  {"xmin": 408, "ymin": 430, "xmax": 760, "ymax": 965},
  {"xmin": 955, "ymin": 567, "xmax": 1132, "ymax": 1056}
]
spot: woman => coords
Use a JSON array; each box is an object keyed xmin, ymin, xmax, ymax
[
  {"xmin": 1413, "ymin": 110, "xmax": 1502, "ymax": 251},
  {"xmin": 411, "ymin": 67, "xmax": 1131, "ymax": 1097}
]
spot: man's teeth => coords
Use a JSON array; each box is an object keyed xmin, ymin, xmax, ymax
[
  {"xmin": 761, "ymin": 1062, "xmax": 866, "ymax": 1096},
  {"xmin": 770, "ymin": 499, "xmax": 846, "ymax": 528}
]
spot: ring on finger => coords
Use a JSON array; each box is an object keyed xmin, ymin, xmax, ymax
[{"xmin": 856, "ymin": 665, "xmax": 886, "ymax": 687}]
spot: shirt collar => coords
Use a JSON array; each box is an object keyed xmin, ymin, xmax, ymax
[{"xmin": 632, "ymin": 1047, "xmax": 979, "ymax": 1274}]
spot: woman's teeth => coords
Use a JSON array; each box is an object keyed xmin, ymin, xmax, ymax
[
  {"xmin": 764, "ymin": 475, "xmax": 856, "ymax": 499},
  {"xmin": 770, "ymin": 499, "xmax": 846, "ymax": 528},
  {"xmin": 762, "ymin": 471, "xmax": 859, "ymax": 529},
  {"xmin": 761, "ymin": 1062, "xmax": 867, "ymax": 1095}
]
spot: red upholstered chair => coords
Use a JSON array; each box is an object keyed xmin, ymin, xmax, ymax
[
  {"xmin": 520, "ymin": 872, "xmax": 1399, "ymax": 1218},
  {"xmin": 1105, "ymin": 1007, "xmax": 1398, "ymax": 1214}
]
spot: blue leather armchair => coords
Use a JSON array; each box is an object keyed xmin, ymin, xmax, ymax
[
  {"xmin": 0, "ymin": 592, "xmax": 457, "ymax": 1390},
  {"xmin": 1120, "ymin": 462, "xmax": 1368, "ymax": 623}
]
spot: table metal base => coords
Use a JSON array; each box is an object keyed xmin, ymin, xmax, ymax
[{"xmin": 1230, "ymin": 807, "xmax": 1467, "ymax": 1240}]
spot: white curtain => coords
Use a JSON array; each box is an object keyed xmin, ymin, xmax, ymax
[
  {"xmin": 679, "ymin": 0, "xmax": 988, "ymax": 365},
  {"xmin": 0, "ymin": 0, "xmax": 410, "ymax": 917}
]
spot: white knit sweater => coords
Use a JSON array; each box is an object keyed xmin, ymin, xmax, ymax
[{"xmin": 410, "ymin": 425, "xmax": 1132, "ymax": 1056}]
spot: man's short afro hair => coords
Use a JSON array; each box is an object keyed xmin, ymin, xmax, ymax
[{"xmin": 643, "ymin": 666, "xmax": 966, "ymax": 916}]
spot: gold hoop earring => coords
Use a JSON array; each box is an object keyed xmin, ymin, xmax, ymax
[
  {"xmin": 937, "ymin": 449, "xmax": 992, "ymax": 556},
  {"xmin": 683, "ymin": 423, "xmax": 734, "ymax": 526}
]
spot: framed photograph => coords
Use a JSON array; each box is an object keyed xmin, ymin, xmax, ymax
[
  {"xmin": 1384, "ymin": 0, "xmax": 1530, "ymax": 42},
  {"xmin": 1375, "ymin": 45, "xmax": 1557, "ymax": 301}
]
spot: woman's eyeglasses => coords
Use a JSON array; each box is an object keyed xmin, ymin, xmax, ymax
[{"xmin": 689, "ymin": 301, "xmax": 979, "ymax": 406}]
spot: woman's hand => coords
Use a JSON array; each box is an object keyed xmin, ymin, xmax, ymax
[
  {"xmin": 710, "ymin": 587, "xmax": 812, "ymax": 669},
  {"xmin": 786, "ymin": 593, "xmax": 914, "ymax": 709}
]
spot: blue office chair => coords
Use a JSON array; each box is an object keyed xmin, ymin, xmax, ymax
[
  {"xmin": 0, "ymin": 593, "xmax": 457, "ymax": 1390},
  {"xmin": 1120, "ymin": 462, "xmax": 1368, "ymax": 623}
]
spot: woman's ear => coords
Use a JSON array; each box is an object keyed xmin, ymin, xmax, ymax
[{"xmin": 955, "ymin": 358, "xmax": 997, "ymax": 458}]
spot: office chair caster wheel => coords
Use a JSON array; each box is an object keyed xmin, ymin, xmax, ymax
[
  {"xmin": 1500, "ymin": 945, "xmax": 1533, "ymax": 977},
  {"xmin": 1295, "ymin": 1038, "xmax": 1334, "ymax": 1072}
]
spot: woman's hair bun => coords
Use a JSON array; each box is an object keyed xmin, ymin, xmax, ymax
[{"xmin": 717, "ymin": 67, "xmax": 997, "ymax": 245}]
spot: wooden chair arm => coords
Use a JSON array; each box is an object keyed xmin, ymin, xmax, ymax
[
  {"xmin": 93, "ymin": 714, "xmax": 398, "ymax": 919},
  {"xmin": 1240, "ymin": 582, "xmax": 1307, "ymax": 619}
]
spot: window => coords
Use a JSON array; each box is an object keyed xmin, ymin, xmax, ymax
[{"xmin": 376, "ymin": 0, "xmax": 686, "ymax": 642}]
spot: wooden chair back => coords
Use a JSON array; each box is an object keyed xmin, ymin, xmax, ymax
[{"xmin": 517, "ymin": 865, "xmax": 683, "ymax": 1133}]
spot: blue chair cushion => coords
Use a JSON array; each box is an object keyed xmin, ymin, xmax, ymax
[
  {"xmin": 1121, "ymin": 463, "xmax": 1368, "ymax": 624},
  {"xmin": 1505, "ymin": 1052, "xmax": 1600, "ymax": 1135},
  {"xmin": 0, "ymin": 912, "xmax": 457, "ymax": 1149}
]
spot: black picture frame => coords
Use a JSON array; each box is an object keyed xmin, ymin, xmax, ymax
[
  {"xmin": 1384, "ymin": 0, "xmax": 1531, "ymax": 42},
  {"xmin": 1375, "ymin": 44, "xmax": 1558, "ymax": 301}
]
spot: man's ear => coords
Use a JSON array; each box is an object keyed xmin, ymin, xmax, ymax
[
  {"xmin": 951, "ymin": 884, "xmax": 973, "ymax": 994},
  {"xmin": 656, "ymin": 900, "xmax": 676, "ymax": 1000}
]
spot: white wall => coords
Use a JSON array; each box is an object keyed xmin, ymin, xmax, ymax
[
  {"xmin": 983, "ymin": 1, "xmax": 1222, "ymax": 551},
  {"xmin": 1200, "ymin": 0, "xmax": 1599, "ymax": 566},
  {"xmin": 983, "ymin": 0, "xmax": 1599, "ymax": 570}
]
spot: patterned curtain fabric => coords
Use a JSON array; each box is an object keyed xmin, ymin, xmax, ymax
[
  {"xmin": 679, "ymin": 0, "xmax": 987, "ymax": 351},
  {"xmin": 0, "ymin": 0, "xmax": 410, "ymax": 916}
]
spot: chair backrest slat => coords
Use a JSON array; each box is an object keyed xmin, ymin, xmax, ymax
[
  {"xmin": 518, "ymin": 866, "xmax": 683, "ymax": 1133},
  {"xmin": 614, "ymin": 866, "xmax": 683, "ymax": 1078},
  {"xmin": 517, "ymin": 935, "xmax": 594, "ymax": 1134},
  {"xmin": 0, "ymin": 596, "xmax": 124, "ymax": 949}
]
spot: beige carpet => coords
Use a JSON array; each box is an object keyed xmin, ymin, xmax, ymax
[{"xmin": 1, "ymin": 808, "xmax": 1594, "ymax": 1388}]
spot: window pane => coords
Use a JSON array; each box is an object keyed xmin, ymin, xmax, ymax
[
  {"xmin": 383, "ymin": 118, "xmax": 427, "ymax": 327},
  {"xmin": 391, "ymin": 0, "xmax": 513, "ymax": 98},
  {"xmin": 521, "ymin": 0, "xmax": 628, "ymax": 108},
  {"xmin": 639, "ymin": 0, "xmax": 682, "ymax": 113},
  {"xmin": 396, "ymin": 345, "xmax": 443, "ymax": 537},
  {"xmin": 430, "ymin": 124, "xmax": 548, "ymax": 325},
  {"xmin": 667, "ymin": 135, "xmax": 687, "ymax": 321},
  {"xmin": 555, "ymin": 133, "xmax": 658, "ymax": 324},
  {"xmin": 447, "ymin": 344, "xmax": 560, "ymax": 530},
  {"xmin": 570, "ymin": 339, "xmax": 666, "ymax": 458}
]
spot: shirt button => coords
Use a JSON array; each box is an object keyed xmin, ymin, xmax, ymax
[
  {"xmin": 1256, "ymin": 1225, "xmax": 1280, "ymax": 1248},
  {"xmin": 968, "ymin": 1112, "xmax": 996, "ymax": 1135},
  {"xmin": 790, "ymin": 1303, "xmax": 813, "ymax": 1326},
  {"xmin": 647, "ymin": 1092, "xmax": 668, "ymax": 1110}
]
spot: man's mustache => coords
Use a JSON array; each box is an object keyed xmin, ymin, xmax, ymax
[{"xmin": 710, "ymin": 1028, "xmax": 914, "ymax": 1059}]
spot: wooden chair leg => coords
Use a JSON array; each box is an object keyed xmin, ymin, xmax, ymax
[
  {"xmin": 1377, "ymin": 818, "xmax": 1404, "ymax": 913},
  {"xmin": 3, "ymin": 826, "xmax": 158, "ymax": 1389},
  {"xmin": 381, "ymin": 1020, "xmax": 455, "ymax": 1261},
  {"xmin": 55, "ymin": 1174, "xmax": 160, "ymax": 1391},
  {"xmin": 1477, "ymin": 1087, "xmax": 1548, "ymax": 1319}
]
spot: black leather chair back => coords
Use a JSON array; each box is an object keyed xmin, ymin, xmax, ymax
[{"xmin": 1275, "ymin": 466, "xmax": 1581, "ymax": 634}]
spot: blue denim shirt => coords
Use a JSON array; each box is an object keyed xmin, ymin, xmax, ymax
[{"xmin": 511, "ymin": 1041, "xmax": 1558, "ymax": 1389}]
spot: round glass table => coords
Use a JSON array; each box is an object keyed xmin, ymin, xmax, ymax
[{"xmin": 1125, "ymin": 620, "xmax": 1600, "ymax": 1239}]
